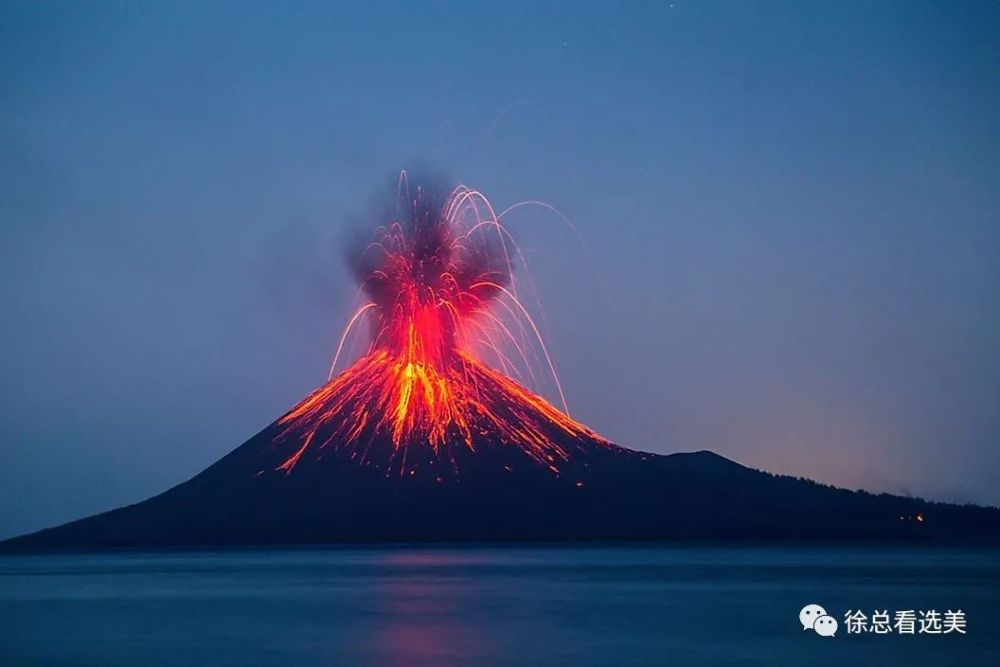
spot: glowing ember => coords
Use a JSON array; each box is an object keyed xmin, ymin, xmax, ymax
[{"xmin": 274, "ymin": 175, "xmax": 611, "ymax": 476}]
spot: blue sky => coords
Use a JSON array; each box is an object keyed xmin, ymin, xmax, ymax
[{"xmin": 1, "ymin": 1, "xmax": 998, "ymax": 537}]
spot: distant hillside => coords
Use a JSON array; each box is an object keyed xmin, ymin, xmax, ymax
[{"xmin": 3, "ymin": 414, "xmax": 998, "ymax": 550}]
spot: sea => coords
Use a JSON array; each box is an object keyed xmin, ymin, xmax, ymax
[{"xmin": 1, "ymin": 546, "xmax": 998, "ymax": 666}]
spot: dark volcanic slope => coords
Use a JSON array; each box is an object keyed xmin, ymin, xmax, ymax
[{"xmin": 3, "ymin": 415, "xmax": 999, "ymax": 550}]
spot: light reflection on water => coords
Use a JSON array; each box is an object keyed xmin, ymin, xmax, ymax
[{"xmin": 1, "ymin": 547, "xmax": 998, "ymax": 666}]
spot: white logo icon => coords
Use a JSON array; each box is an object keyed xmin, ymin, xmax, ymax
[
  {"xmin": 814, "ymin": 615, "xmax": 838, "ymax": 637},
  {"xmin": 799, "ymin": 603, "xmax": 827, "ymax": 630},
  {"xmin": 800, "ymin": 604, "xmax": 838, "ymax": 637}
]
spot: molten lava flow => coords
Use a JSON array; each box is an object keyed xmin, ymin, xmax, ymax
[{"xmin": 275, "ymin": 177, "xmax": 611, "ymax": 476}]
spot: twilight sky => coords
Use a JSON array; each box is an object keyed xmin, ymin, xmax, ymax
[{"xmin": 1, "ymin": 1, "xmax": 999, "ymax": 538}]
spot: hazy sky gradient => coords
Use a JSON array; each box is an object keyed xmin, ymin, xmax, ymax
[{"xmin": 1, "ymin": 1, "xmax": 999, "ymax": 538}]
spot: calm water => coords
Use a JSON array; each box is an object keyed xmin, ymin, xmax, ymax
[{"xmin": 1, "ymin": 547, "xmax": 998, "ymax": 666}]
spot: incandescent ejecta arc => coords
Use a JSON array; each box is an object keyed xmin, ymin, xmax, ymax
[{"xmin": 271, "ymin": 175, "xmax": 615, "ymax": 479}]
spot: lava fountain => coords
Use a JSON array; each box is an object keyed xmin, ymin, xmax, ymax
[{"xmin": 274, "ymin": 175, "xmax": 613, "ymax": 478}]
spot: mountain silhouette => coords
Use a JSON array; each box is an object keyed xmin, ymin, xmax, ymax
[{"xmin": 3, "ymin": 374, "xmax": 999, "ymax": 550}]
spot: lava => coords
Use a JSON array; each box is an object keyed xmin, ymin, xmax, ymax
[{"xmin": 274, "ymin": 175, "xmax": 611, "ymax": 476}]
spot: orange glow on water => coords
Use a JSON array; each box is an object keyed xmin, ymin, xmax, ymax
[{"xmin": 274, "ymin": 177, "xmax": 611, "ymax": 476}]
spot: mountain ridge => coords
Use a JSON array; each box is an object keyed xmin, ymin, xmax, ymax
[{"xmin": 3, "ymin": 419, "xmax": 999, "ymax": 551}]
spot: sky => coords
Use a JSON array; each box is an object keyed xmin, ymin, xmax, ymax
[{"xmin": 1, "ymin": 1, "xmax": 998, "ymax": 538}]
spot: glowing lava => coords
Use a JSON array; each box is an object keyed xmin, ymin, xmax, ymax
[{"xmin": 274, "ymin": 176, "xmax": 611, "ymax": 476}]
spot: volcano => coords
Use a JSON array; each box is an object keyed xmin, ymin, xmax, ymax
[
  {"xmin": 4, "ymin": 178, "xmax": 999, "ymax": 550},
  {"xmin": 4, "ymin": 405, "xmax": 999, "ymax": 549}
]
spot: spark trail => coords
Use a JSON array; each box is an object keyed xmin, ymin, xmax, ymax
[{"xmin": 274, "ymin": 176, "xmax": 612, "ymax": 477}]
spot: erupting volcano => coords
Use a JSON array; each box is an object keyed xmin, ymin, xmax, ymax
[
  {"xmin": 272, "ymin": 178, "xmax": 616, "ymax": 480},
  {"xmin": 4, "ymin": 174, "xmax": 1000, "ymax": 551}
]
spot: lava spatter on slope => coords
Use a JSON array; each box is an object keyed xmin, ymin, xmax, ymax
[{"xmin": 270, "ymin": 176, "xmax": 614, "ymax": 478}]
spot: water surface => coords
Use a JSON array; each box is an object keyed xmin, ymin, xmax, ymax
[{"xmin": 1, "ymin": 547, "xmax": 998, "ymax": 665}]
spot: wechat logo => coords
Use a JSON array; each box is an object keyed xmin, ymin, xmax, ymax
[{"xmin": 800, "ymin": 604, "xmax": 838, "ymax": 637}]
